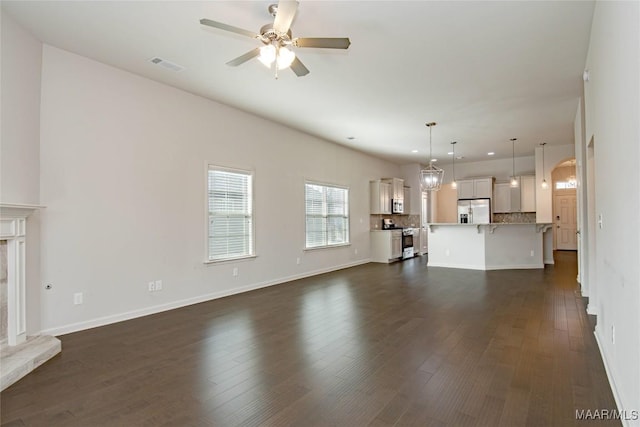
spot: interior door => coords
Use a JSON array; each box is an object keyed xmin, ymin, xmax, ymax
[{"xmin": 554, "ymin": 194, "xmax": 577, "ymax": 250}]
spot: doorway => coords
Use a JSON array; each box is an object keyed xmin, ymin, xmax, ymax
[
  {"xmin": 554, "ymin": 193, "xmax": 577, "ymax": 250},
  {"xmin": 552, "ymin": 159, "xmax": 578, "ymax": 251}
]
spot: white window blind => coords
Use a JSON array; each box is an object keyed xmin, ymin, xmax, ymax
[
  {"xmin": 305, "ymin": 182, "xmax": 349, "ymax": 249},
  {"xmin": 208, "ymin": 167, "xmax": 254, "ymax": 261}
]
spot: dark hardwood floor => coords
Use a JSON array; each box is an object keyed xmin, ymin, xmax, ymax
[{"xmin": 1, "ymin": 252, "xmax": 619, "ymax": 426}]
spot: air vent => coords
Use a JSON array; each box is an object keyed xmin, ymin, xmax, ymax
[{"xmin": 149, "ymin": 57, "xmax": 185, "ymax": 72}]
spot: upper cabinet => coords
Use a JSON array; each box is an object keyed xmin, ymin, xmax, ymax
[
  {"xmin": 520, "ymin": 175, "xmax": 536, "ymax": 212},
  {"xmin": 493, "ymin": 175, "xmax": 536, "ymax": 213},
  {"xmin": 382, "ymin": 178, "xmax": 404, "ymax": 200},
  {"xmin": 403, "ymin": 187, "xmax": 411, "ymax": 214},
  {"xmin": 457, "ymin": 177, "xmax": 493, "ymax": 199},
  {"xmin": 370, "ymin": 180, "xmax": 391, "ymax": 214}
]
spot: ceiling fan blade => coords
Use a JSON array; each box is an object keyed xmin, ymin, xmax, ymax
[
  {"xmin": 293, "ymin": 37, "xmax": 351, "ymax": 49},
  {"xmin": 200, "ymin": 18, "xmax": 258, "ymax": 39},
  {"xmin": 226, "ymin": 48, "xmax": 261, "ymax": 67},
  {"xmin": 273, "ymin": 0, "xmax": 299, "ymax": 34},
  {"xmin": 290, "ymin": 57, "xmax": 310, "ymax": 77}
]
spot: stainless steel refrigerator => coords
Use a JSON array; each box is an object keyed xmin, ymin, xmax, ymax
[{"xmin": 457, "ymin": 199, "xmax": 491, "ymax": 224}]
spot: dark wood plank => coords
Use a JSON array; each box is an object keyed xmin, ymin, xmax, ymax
[{"xmin": 0, "ymin": 251, "xmax": 620, "ymax": 426}]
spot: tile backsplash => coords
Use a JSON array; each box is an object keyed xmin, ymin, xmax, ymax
[
  {"xmin": 492, "ymin": 212, "xmax": 537, "ymax": 223},
  {"xmin": 370, "ymin": 214, "xmax": 420, "ymax": 230}
]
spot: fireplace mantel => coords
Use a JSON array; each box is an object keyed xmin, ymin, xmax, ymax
[{"xmin": 0, "ymin": 203, "xmax": 45, "ymax": 218}]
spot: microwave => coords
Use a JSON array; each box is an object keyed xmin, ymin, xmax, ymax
[{"xmin": 392, "ymin": 199, "xmax": 404, "ymax": 214}]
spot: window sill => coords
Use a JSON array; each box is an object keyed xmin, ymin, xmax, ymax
[
  {"xmin": 204, "ymin": 255, "xmax": 257, "ymax": 265},
  {"xmin": 304, "ymin": 243, "xmax": 351, "ymax": 252}
]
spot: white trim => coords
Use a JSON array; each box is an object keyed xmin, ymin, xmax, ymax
[
  {"xmin": 426, "ymin": 263, "xmax": 487, "ymax": 270},
  {"xmin": 39, "ymin": 259, "xmax": 371, "ymax": 337},
  {"xmin": 484, "ymin": 263, "xmax": 544, "ymax": 270},
  {"xmin": 593, "ymin": 328, "xmax": 631, "ymax": 427},
  {"xmin": 203, "ymin": 254, "xmax": 257, "ymax": 265},
  {"xmin": 303, "ymin": 243, "xmax": 351, "ymax": 252},
  {"xmin": 544, "ymin": 257, "xmax": 555, "ymax": 265},
  {"xmin": 586, "ymin": 303, "xmax": 597, "ymax": 316},
  {"xmin": 205, "ymin": 165, "xmax": 256, "ymax": 262}
]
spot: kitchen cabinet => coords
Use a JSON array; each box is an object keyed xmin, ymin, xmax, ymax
[
  {"xmin": 457, "ymin": 178, "xmax": 493, "ymax": 199},
  {"xmin": 370, "ymin": 180, "xmax": 391, "ymax": 214},
  {"xmin": 382, "ymin": 178, "xmax": 404, "ymax": 201},
  {"xmin": 493, "ymin": 176, "xmax": 535, "ymax": 213},
  {"xmin": 370, "ymin": 230, "xmax": 403, "ymax": 263},
  {"xmin": 520, "ymin": 175, "xmax": 536, "ymax": 212},
  {"xmin": 403, "ymin": 187, "xmax": 411, "ymax": 214},
  {"xmin": 493, "ymin": 182, "xmax": 521, "ymax": 213},
  {"xmin": 493, "ymin": 183, "xmax": 510, "ymax": 213}
]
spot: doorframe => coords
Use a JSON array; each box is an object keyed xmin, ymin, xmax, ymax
[{"xmin": 553, "ymin": 192, "xmax": 578, "ymax": 250}]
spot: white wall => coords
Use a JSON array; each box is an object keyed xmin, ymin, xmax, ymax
[
  {"xmin": 582, "ymin": 1, "xmax": 639, "ymax": 423},
  {"xmin": 1, "ymin": 11, "xmax": 43, "ymax": 334},
  {"xmin": 38, "ymin": 46, "xmax": 400, "ymax": 334}
]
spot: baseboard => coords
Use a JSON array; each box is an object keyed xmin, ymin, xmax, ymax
[
  {"xmin": 484, "ymin": 263, "xmax": 544, "ymax": 270},
  {"xmin": 428, "ymin": 263, "xmax": 543, "ymax": 270},
  {"xmin": 544, "ymin": 257, "xmax": 555, "ymax": 265},
  {"xmin": 40, "ymin": 259, "xmax": 371, "ymax": 337},
  {"xmin": 593, "ymin": 328, "xmax": 634, "ymax": 427},
  {"xmin": 586, "ymin": 303, "xmax": 597, "ymax": 315},
  {"xmin": 426, "ymin": 262, "xmax": 486, "ymax": 270}
]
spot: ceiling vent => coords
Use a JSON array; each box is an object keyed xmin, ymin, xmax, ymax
[{"xmin": 149, "ymin": 57, "xmax": 185, "ymax": 72}]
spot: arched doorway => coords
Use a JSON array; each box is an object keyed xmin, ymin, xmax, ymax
[{"xmin": 552, "ymin": 159, "xmax": 578, "ymax": 250}]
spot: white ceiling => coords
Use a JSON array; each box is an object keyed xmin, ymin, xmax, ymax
[{"xmin": 2, "ymin": 1, "xmax": 594, "ymax": 165}]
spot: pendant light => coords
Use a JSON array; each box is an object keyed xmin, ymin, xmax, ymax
[
  {"xmin": 450, "ymin": 141, "xmax": 458, "ymax": 189},
  {"xmin": 540, "ymin": 142, "xmax": 549, "ymax": 189},
  {"xmin": 509, "ymin": 138, "xmax": 519, "ymax": 188},
  {"xmin": 420, "ymin": 122, "xmax": 444, "ymax": 191}
]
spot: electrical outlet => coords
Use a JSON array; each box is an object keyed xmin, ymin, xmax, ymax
[
  {"xmin": 296, "ymin": 257, "xmax": 300, "ymax": 265},
  {"xmin": 530, "ymin": 250, "xmax": 534, "ymax": 257},
  {"xmin": 354, "ymin": 248, "xmax": 358, "ymax": 255},
  {"xmin": 598, "ymin": 214, "xmax": 603, "ymax": 229},
  {"xmin": 445, "ymin": 249, "xmax": 450, "ymax": 256},
  {"xmin": 232, "ymin": 267, "xmax": 239, "ymax": 277},
  {"xmin": 148, "ymin": 281, "xmax": 155, "ymax": 292},
  {"xmin": 74, "ymin": 292, "xmax": 83, "ymax": 305},
  {"xmin": 155, "ymin": 280, "xmax": 162, "ymax": 291}
]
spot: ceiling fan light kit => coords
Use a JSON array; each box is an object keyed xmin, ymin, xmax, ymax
[{"xmin": 200, "ymin": 0, "xmax": 351, "ymax": 78}]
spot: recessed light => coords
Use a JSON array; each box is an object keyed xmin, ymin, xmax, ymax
[
  {"xmin": 487, "ymin": 152, "xmax": 495, "ymax": 156},
  {"xmin": 431, "ymin": 158, "xmax": 438, "ymax": 162},
  {"xmin": 411, "ymin": 149, "xmax": 419, "ymax": 153},
  {"xmin": 456, "ymin": 156, "xmax": 464, "ymax": 160},
  {"xmin": 447, "ymin": 151, "xmax": 454, "ymax": 155},
  {"xmin": 347, "ymin": 136, "xmax": 355, "ymax": 140}
]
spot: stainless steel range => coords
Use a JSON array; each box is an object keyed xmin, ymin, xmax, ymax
[{"xmin": 402, "ymin": 228, "xmax": 415, "ymax": 259}]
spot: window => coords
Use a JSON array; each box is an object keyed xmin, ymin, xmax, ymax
[
  {"xmin": 207, "ymin": 166, "xmax": 254, "ymax": 261},
  {"xmin": 555, "ymin": 180, "xmax": 577, "ymax": 190},
  {"xmin": 305, "ymin": 182, "xmax": 349, "ymax": 249}
]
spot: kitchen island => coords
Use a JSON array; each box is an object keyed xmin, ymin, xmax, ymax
[{"xmin": 427, "ymin": 223, "xmax": 552, "ymax": 270}]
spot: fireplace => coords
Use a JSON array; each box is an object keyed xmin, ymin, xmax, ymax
[
  {"xmin": 0, "ymin": 205, "xmax": 33, "ymax": 346},
  {"xmin": 0, "ymin": 204, "xmax": 61, "ymax": 391}
]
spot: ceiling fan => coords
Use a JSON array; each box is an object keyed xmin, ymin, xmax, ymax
[{"xmin": 200, "ymin": 0, "xmax": 351, "ymax": 78}]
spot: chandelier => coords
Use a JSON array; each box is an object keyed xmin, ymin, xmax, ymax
[{"xmin": 420, "ymin": 122, "xmax": 444, "ymax": 191}]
